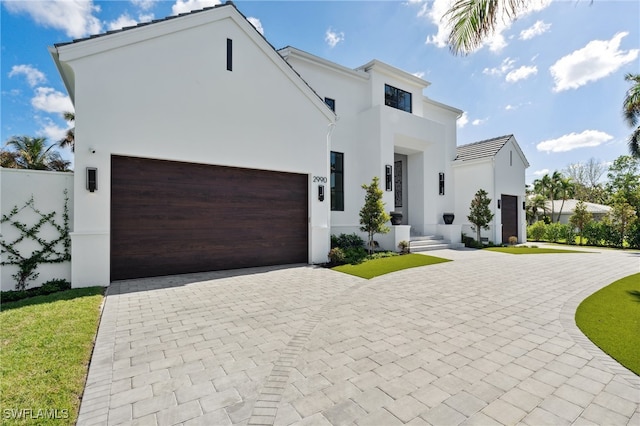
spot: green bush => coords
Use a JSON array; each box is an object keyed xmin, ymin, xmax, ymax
[
  {"xmin": 601, "ymin": 219, "xmax": 623, "ymax": 247},
  {"xmin": 545, "ymin": 222, "xmax": 563, "ymax": 243},
  {"xmin": 528, "ymin": 221, "xmax": 547, "ymax": 241},
  {"xmin": 1, "ymin": 278, "xmax": 71, "ymax": 304},
  {"xmin": 583, "ymin": 221, "xmax": 604, "ymax": 246},
  {"xmin": 559, "ymin": 224, "xmax": 577, "ymax": 245},
  {"xmin": 343, "ymin": 247, "xmax": 368, "ymax": 264},
  {"xmin": 331, "ymin": 233, "xmax": 365, "ymax": 250},
  {"xmin": 626, "ymin": 221, "xmax": 640, "ymax": 249},
  {"xmin": 328, "ymin": 247, "xmax": 346, "ymax": 265}
]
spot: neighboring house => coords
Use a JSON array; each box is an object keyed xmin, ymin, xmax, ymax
[
  {"xmin": 453, "ymin": 135, "xmax": 530, "ymax": 244},
  {"xmin": 543, "ymin": 200, "xmax": 612, "ymax": 224},
  {"xmin": 49, "ymin": 2, "xmax": 527, "ymax": 287}
]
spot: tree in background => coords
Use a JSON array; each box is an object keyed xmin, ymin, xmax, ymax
[
  {"xmin": 468, "ymin": 189, "xmax": 494, "ymax": 245},
  {"xmin": 57, "ymin": 111, "xmax": 75, "ymax": 152},
  {"xmin": 606, "ymin": 155, "xmax": 640, "ymax": 216},
  {"xmin": 623, "ymin": 73, "xmax": 640, "ymax": 158},
  {"xmin": 2, "ymin": 136, "xmax": 71, "ymax": 172},
  {"xmin": 570, "ymin": 201, "xmax": 592, "ymax": 245},
  {"xmin": 564, "ymin": 158, "xmax": 607, "ymax": 204},
  {"xmin": 359, "ymin": 177, "xmax": 390, "ymax": 254},
  {"xmin": 609, "ymin": 194, "xmax": 637, "ymax": 247},
  {"xmin": 555, "ymin": 175, "xmax": 575, "ymax": 223}
]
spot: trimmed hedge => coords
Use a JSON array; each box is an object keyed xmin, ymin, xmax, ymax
[{"xmin": 1, "ymin": 279, "xmax": 71, "ymax": 304}]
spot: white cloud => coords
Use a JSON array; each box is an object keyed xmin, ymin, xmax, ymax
[
  {"xmin": 31, "ymin": 87, "xmax": 74, "ymax": 114},
  {"xmin": 132, "ymin": 0, "xmax": 158, "ymax": 11},
  {"xmin": 138, "ymin": 13, "xmax": 155, "ymax": 23},
  {"xmin": 422, "ymin": 0, "xmax": 551, "ymax": 53},
  {"xmin": 536, "ymin": 130, "xmax": 613, "ymax": 153},
  {"xmin": 8, "ymin": 65, "xmax": 46, "ymax": 87},
  {"xmin": 472, "ymin": 118, "xmax": 487, "ymax": 126},
  {"xmin": 4, "ymin": 0, "xmax": 102, "ymax": 39},
  {"xmin": 108, "ymin": 14, "xmax": 138, "ymax": 31},
  {"xmin": 483, "ymin": 57, "xmax": 515, "ymax": 76},
  {"xmin": 247, "ymin": 17, "xmax": 264, "ymax": 35},
  {"xmin": 506, "ymin": 65, "xmax": 537, "ymax": 83},
  {"xmin": 457, "ymin": 111, "xmax": 468, "ymax": 128},
  {"xmin": 325, "ymin": 28, "xmax": 344, "ymax": 48},
  {"xmin": 520, "ymin": 20, "xmax": 551, "ymax": 40},
  {"xmin": 172, "ymin": 0, "xmax": 220, "ymax": 15},
  {"xmin": 505, "ymin": 104, "xmax": 515, "ymax": 111},
  {"xmin": 36, "ymin": 117, "xmax": 71, "ymax": 143},
  {"xmin": 550, "ymin": 32, "xmax": 639, "ymax": 92},
  {"xmin": 413, "ymin": 71, "xmax": 425, "ymax": 79},
  {"xmin": 533, "ymin": 168, "xmax": 550, "ymax": 176}
]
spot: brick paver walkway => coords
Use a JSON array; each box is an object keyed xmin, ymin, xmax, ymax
[{"xmin": 77, "ymin": 247, "xmax": 639, "ymax": 425}]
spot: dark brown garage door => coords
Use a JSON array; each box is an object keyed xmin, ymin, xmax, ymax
[
  {"xmin": 501, "ymin": 194, "xmax": 518, "ymax": 244},
  {"xmin": 111, "ymin": 156, "xmax": 308, "ymax": 280}
]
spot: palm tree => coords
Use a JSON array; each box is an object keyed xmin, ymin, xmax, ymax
[
  {"xmin": 4, "ymin": 136, "xmax": 56, "ymax": 170},
  {"xmin": 444, "ymin": 0, "xmax": 530, "ymax": 55},
  {"xmin": 623, "ymin": 73, "xmax": 640, "ymax": 158},
  {"xmin": 444, "ymin": 0, "xmax": 592, "ymax": 55},
  {"xmin": 1, "ymin": 149, "xmax": 18, "ymax": 168},
  {"xmin": 555, "ymin": 176, "xmax": 575, "ymax": 222},
  {"xmin": 57, "ymin": 111, "xmax": 75, "ymax": 152}
]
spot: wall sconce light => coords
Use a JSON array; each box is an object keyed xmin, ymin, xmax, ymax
[
  {"xmin": 318, "ymin": 184, "xmax": 325, "ymax": 202},
  {"xmin": 439, "ymin": 172, "xmax": 445, "ymax": 195},
  {"xmin": 497, "ymin": 199, "xmax": 501, "ymax": 209},
  {"xmin": 523, "ymin": 201, "xmax": 526, "ymax": 210},
  {"xmin": 385, "ymin": 165, "xmax": 393, "ymax": 191},
  {"xmin": 86, "ymin": 167, "xmax": 97, "ymax": 192}
]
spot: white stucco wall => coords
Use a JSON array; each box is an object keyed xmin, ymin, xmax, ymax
[
  {"xmin": 53, "ymin": 8, "xmax": 333, "ymax": 287},
  {"xmin": 0, "ymin": 169, "xmax": 74, "ymax": 291},
  {"xmin": 453, "ymin": 138, "xmax": 528, "ymax": 244},
  {"xmin": 494, "ymin": 140, "xmax": 528, "ymax": 243}
]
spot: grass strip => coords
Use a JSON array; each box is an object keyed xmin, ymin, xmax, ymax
[
  {"xmin": 485, "ymin": 247, "xmax": 587, "ymax": 254},
  {"xmin": 575, "ymin": 273, "xmax": 640, "ymax": 375},
  {"xmin": 332, "ymin": 253, "xmax": 451, "ymax": 279},
  {"xmin": 0, "ymin": 287, "xmax": 104, "ymax": 425}
]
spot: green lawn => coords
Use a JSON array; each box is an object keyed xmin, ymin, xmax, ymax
[
  {"xmin": 575, "ymin": 273, "xmax": 640, "ymax": 375},
  {"xmin": 0, "ymin": 287, "xmax": 104, "ymax": 425},
  {"xmin": 485, "ymin": 246, "xmax": 587, "ymax": 254},
  {"xmin": 332, "ymin": 253, "xmax": 451, "ymax": 279}
]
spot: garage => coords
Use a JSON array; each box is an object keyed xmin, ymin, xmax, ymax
[{"xmin": 111, "ymin": 156, "xmax": 309, "ymax": 281}]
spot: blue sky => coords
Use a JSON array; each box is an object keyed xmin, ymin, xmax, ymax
[{"xmin": 1, "ymin": 0, "xmax": 638, "ymax": 184}]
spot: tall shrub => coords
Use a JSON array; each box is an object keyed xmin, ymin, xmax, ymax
[
  {"xmin": 527, "ymin": 221, "xmax": 547, "ymax": 241},
  {"xmin": 359, "ymin": 177, "xmax": 390, "ymax": 254},
  {"xmin": 569, "ymin": 201, "xmax": 592, "ymax": 245},
  {"xmin": 468, "ymin": 189, "xmax": 494, "ymax": 245}
]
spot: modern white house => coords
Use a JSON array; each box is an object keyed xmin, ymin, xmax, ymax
[
  {"xmin": 453, "ymin": 135, "xmax": 529, "ymax": 245},
  {"xmin": 45, "ymin": 2, "xmax": 529, "ymax": 287}
]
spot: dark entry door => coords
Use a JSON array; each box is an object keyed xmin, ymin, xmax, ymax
[{"xmin": 501, "ymin": 194, "xmax": 518, "ymax": 244}]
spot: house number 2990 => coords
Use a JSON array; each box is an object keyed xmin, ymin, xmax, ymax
[{"xmin": 313, "ymin": 176, "xmax": 327, "ymax": 183}]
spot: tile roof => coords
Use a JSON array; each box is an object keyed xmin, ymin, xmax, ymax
[
  {"xmin": 455, "ymin": 135, "xmax": 513, "ymax": 162},
  {"xmin": 545, "ymin": 199, "xmax": 612, "ymax": 215}
]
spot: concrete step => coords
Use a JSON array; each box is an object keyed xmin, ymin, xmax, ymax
[{"xmin": 409, "ymin": 235, "xmax": 464, "ymax": 252}]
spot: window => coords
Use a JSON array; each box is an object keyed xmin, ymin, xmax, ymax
[
  {"xmin": 385, "ymin": 84, "xmax": 412, "ymax": 113},
  {"xmin": 324, "ymin": 97, "xmax": 336, "ymax": 112},
  {"xmin": 330, "ymin": 151, "xmax": 344, "ymax": 211},
  {"xmin": 226, "ymin": 38, "xmax": 232, "ymax": 71}
]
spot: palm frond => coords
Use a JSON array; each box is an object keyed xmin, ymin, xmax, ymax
[{"xmin": 623, "ymin": 73, "xmax": 640, "ymax": 128}]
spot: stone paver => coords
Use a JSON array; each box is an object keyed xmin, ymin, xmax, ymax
[{"xmin": 77, "ymin": 246, "xmax": 640, "ymax": 425}]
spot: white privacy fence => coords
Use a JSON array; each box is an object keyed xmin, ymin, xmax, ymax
[{"xmin": 0, "ymin": 168, "xmax": 74, "ymax": 292}]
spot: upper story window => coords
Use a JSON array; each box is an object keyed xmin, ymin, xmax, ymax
[
  {"xmin": 324, "ymin": 97, "xmax": 336, "ymax": 112},
  {"xmin": 385, "ymin": 84, "xmax": 412, "ymax": 113}
]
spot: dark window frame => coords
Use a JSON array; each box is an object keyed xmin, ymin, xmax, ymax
[
  {"xmin": 384, "ymin": 84, "xmax": 412, "ymax": 113},
  {"xmin": 330, "ymin": 151, "xmax": 344, "ymax": 211},
  {"xmin": 324, "ymin": 97, "xmax": 336, "ymax": 112}
]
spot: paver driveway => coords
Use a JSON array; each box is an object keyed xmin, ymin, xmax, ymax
[{"xmin": 77, "ymin": 247, "xmax": 640, "ymax": 426}]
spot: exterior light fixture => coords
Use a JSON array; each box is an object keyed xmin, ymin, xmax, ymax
[{"xmin": 86, "ymin": 167, "xmax": 97, "ymax": 192}]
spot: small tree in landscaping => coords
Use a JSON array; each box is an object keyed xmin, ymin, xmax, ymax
[
  {"xmin": 468, "ymin": 189, "xmax": 494, "ymax": 245},
  {"xmin": 360, "ymin": 176, "xmax": 390, "ymax": 254},
  {"xmin": 570, "ymin": 201, "xmax": 592, "ymax": 245}
]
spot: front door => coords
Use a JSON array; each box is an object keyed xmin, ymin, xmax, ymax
[{"xmin": 501, "ymin": 194, "xmax": 518, "ymax": 244}]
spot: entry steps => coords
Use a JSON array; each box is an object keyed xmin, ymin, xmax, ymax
[{"xmin": 409, "ymin": 235, "xmax": 464, "ymax": 252}]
